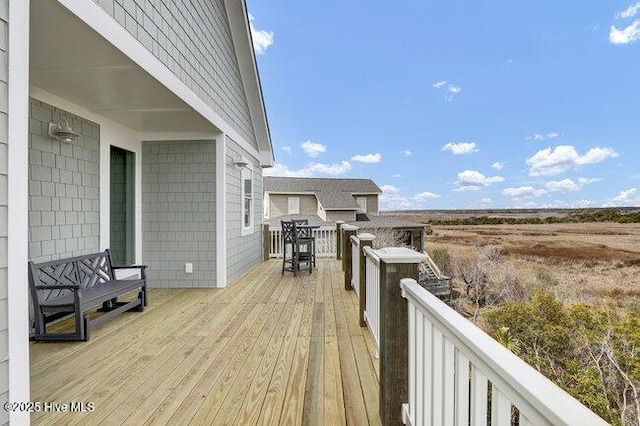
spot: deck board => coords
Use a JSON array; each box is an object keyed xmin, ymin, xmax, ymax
[{"xmin": 30, "ymin": 259, "xmax": 380, "ymax": 425}]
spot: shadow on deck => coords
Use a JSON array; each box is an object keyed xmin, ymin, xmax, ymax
[{"xmin": 30, "ymin": 259, "xmax": 381, "ymax": 425}]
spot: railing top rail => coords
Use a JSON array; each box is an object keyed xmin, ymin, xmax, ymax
[
  {"xmin": 400, "ymin": 278, "xmax": 608, "ymax": 426},
  {"xmin": 350, "ymin": 235, "xmax": 360, "ymax": 244},
  {"xmin": 269, "ymin": 225, "xmax": 335, "ymax": 231},
  {"xmin": 341, "ymin": 224, "xmax": 359, "ymax": 231},
  {"xmin": 363, "ymin": 246, "xmax": 380, "ymax": 263},
  {"xmin": 376, "ymin": 247, "xmax": 426, "ymax": 264}
]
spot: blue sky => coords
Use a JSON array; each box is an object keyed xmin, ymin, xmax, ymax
[{"xmin": 247, "ymin": 0, "xmax": 640, "ymax": 210}]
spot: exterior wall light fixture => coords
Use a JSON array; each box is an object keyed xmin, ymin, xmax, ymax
[
  {"xmin": 48, "ymin": 119, "xmax": 79, "ymax": 144},
  {"xmin": 234, "ymin": 156, "xmax": 249, "ymax": 169}
]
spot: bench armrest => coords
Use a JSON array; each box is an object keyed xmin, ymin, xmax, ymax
[
  {"xmin": 34, "ymin": 284, "xmax": 80, "ymax": 290},
  {"xmin": 112, "ymin": 265, "xmax": 147, "ymax": 281},
  {"xmin": 112, "ymin": 265, "xmax": 147, "ymax": 270}
]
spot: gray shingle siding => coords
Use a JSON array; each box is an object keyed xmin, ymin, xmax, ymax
[
  {"xmin": 141, "ymin": 140, "xmax": 217, "ymax": 288},
  {"xmin": 0, "ymin": 2, "xmax": 8, "ymax": 421},
  {"xmin": 28, "ymin": 98, "xmax": 101, "ymax": 263},
  {"xmin": 93, "ymin": 0, "xmax": 258, "ymax": 149},
  {"xmin": 226, "ymin": 137, "xmax": 261, "ymax": 283}
]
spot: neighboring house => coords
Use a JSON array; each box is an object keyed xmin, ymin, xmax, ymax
[
  {"xmin": 2, "ymin": 0, "xmax": 273, "ymax": 422},
  {"xmin": 264, "ymin": 177, "xmax": 382, "ymax": 222}
]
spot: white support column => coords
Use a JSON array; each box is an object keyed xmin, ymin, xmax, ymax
[
  {"xmin": 8, "ymin": 0, "xmax": 32, "ymax": 424},
  {"xmin": 215, "ymin": 133, "xmax": 227, "ymax": 287}
]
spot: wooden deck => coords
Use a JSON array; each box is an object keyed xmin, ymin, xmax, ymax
[{"xmin": 30, "ymin": 259, "xmax": 381, "ymax": 425}]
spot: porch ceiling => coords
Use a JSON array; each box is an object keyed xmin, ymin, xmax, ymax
[{"xmin": 29, "ymin": 0, "xmax": 219, "ymax": 134}]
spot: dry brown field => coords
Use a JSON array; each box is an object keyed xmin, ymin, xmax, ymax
[{"xmin": 425, "ymin": 222, "xmax": 640, "ymax": 311}]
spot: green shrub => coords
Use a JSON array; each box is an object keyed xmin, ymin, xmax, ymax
[{"xmin": 485, "ymin": 291, "xmax": 640, "ymax": 425}]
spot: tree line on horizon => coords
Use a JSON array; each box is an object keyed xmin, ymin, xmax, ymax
[{"xmin": 423, "ymin": 208, "xmax": 640, "ymax": 226}]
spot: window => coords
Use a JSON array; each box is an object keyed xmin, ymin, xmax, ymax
[
  {"xmin": 241, "ymin": 166, "xmax": 253, "ymax": 235},
  {"xmin": 288, "ymin": 197, "xmax": 300, "ymax": 215},
  {"xmin": 356, "ymin": 196, "xmax": 368, "ymax": 214}
]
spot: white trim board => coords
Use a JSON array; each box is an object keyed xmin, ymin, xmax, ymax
[
  {"xmin": 7, "ymin": 0, "xmax": 32, "ymax": 424},
  {"xmin": 215, "ymin": 133, "xmax": 227, "ymax": 288}
]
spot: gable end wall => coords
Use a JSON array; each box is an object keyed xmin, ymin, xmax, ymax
[{"xmin": 92, "ymin": 0, "xmax": 258, "ymax": 149}]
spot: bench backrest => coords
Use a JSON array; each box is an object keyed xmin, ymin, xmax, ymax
[{"xmin": 28, "ymin": 250, "xmax": 116, "ymax": 305}]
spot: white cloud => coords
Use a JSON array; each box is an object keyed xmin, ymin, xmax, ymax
[
  {"xmin": 480, "ymin": 198, "xmax": 494, "ymax": 206},
  {"xmin": 301, "ymin": 140, "xmax": 326, "ymax": 157},
  {"xmin": 400, "ymin": 150, "xmax": 413, "ymax": 157},
  {"xmin": 414, "ymin": 191, "xmax": 440, "ymax": 200},
  {"xmin": 281, "ymin": 146, "xmax": 292, "ymax": 154},
  {"xmin": 263, "ymin": 161, "xmax": 351, "ymax": 177},
  {"xmin": 248, "ymin": 14, "xmax": 274, "ymax": 55},
  {"xmin": 502, "ymin": 186, "xmax": 547, "ymax": 198},
  {"xmin": 491, "ymin": 161, "xmax": 503, "ymax": 171},
  {"xmin": 433, "ymin": 80, "xmax": 462, "ymax": 101},
  {"xmin": 526, "ymin": 132, "xmax": 559, "ymax": 141},
  {"xmin": 546, "ymin": 179, "xmax": 580, "ymax": 192},
  {"xmin": 526, "ymin": 145, "xmax": 618, "ymax": 176},
  {"xmin": 392, "ymin": 174, "xmax": 402, "ymax": 178},
  {"xmin": 379, "ymin": 185, "xmax": 417, "ymax": 210},
  {"xmin": 304, "ymin": 161, "xmax": 351, "ymax": 175},
  {"xmin": 603, "ymin": 188, "xmax": 640, "ymax": 207},
  {"xmin": 617, "ymin": 2, "xmax": 640, "ymax": 19},
  {"xmin": 609, "ymin": 20, "xmax": 640, "ymax": 44},
  {"xmin": 442, "ymin": 142, "xmax": 478, "ymax": 155},
  {"xmin": 545, "ymin": 177, "xmax": 599, "ymax": 192},
  {"xmin": 351, "ymin": 153, "xmax": 382, "ymax": 164},
  {"xmin": 455, "ymin": 170, "xmax": 504, "ymax": 191}
]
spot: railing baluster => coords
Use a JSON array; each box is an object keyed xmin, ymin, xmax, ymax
[
  {"xmin": 471, "ymin": 367, "xmax": 488, "ymax": 425},
  {"xmin": 432, "ymin": 328, "xmax": 444, "ymax": 425},
  {"xmin": 408, "ymin": 302, "xmax": 416, "ymax": 426},
  {"xmin": 443, "ymin": 337, "xmax": 456, "ymax": 426},
  {"xmin": 415, "ymin": 309, "xmax": 425, "ymax": 426},
  {"xmin": 455, "ymin": 351, "xmax": 470, "ymax": 426},
  {"xmin": 491, "ymin": 387, "xmax": 512, "ymax": 426}
]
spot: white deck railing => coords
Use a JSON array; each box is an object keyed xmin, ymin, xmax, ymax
[
  {"xmin": 400, "ymin": 278, "xmax": 608, "ymax": 426},
  {"xmin": 268, "ymin": 226, "xmax": 336, "ymax": 258},
  {"xmin": 363, "ymin": 246, "xmax": 381, "ymax": 356},
  {"xmin": 350, "ymin": 235, "xmax": 360, "ymax": 295}
]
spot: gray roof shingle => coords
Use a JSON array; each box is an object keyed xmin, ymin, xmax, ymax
[{"xmin": 263, "ymin": 177, "xmax": 381, "ymax": 210}]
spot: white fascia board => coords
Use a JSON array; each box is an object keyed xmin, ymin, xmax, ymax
[
  {"xmin": 56, "ymin": 0, "xmax": 262, "ymax": 164},
  {"xmin": 266, "ymin": 191, "xmax": 315, "ymax": 195},
  {"xmin": 7, "ymin": 0, "xmax": 32, "ymax": 423},
  {"xmin": 215, "ymin": 133, "xmax": 227, "ymax": 288},
  {"xmin": 223, "ymin": 0, "xmax": 274, "ymax": 166}
]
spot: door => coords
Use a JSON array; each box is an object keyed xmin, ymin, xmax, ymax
[{"xmin": 110, "ymin": 146, "xmax": 136, "ymax": 265}]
